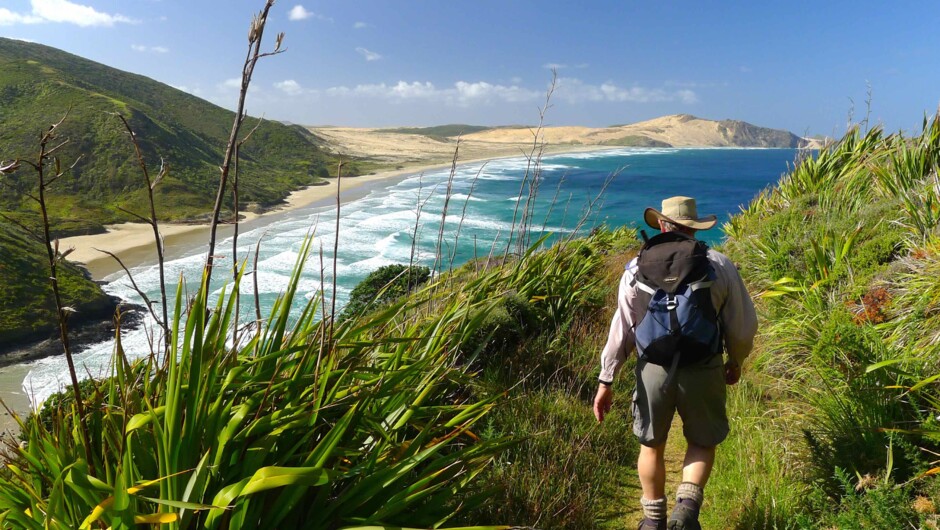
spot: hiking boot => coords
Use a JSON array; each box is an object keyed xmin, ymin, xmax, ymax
[
  {"xmin": 638, "ymin": 517, "xmax": 666, "ymax": 530},
  {"xmin": 666, "ymin": 500, "xmax": 701, "ymax": 530}
]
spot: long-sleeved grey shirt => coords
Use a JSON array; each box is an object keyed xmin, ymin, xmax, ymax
[{"xmin": 599, "ymin": 248, "xmax": 758, "ymax": 383}]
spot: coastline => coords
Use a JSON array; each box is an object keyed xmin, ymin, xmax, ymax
[{"xmin": 61, "ymin": 144, "xmax": 616, "ymax": 280}]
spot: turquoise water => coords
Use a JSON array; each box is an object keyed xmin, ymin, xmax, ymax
[{"xmin": 20, "ymin": 147, "xmax": 798, "ymax": 403}]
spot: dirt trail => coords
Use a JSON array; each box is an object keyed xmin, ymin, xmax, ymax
[{"xmin": 601, "ymin": 417, "xmax": 687, "ymax": 529}]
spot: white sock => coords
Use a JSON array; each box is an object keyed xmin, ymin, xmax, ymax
[
  {"xmin": 676, "ymin": 481, "xmax": 704, "ymax": 509},
  {"xmin": 641, "ymin": 496, "xmax": 667, "ymax": 520}
]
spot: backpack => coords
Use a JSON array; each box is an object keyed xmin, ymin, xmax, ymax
[{"xmin": 630, "ymin": 231, "xmax": 722, "ymax": 368}]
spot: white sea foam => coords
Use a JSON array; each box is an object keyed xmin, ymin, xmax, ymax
[{"xmin": 547, "ymin": 147, "xmax": 678, "ymax": 160}]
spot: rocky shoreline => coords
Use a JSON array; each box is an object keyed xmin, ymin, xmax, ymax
[{"xmin": 0, "ymin": 296, "xmax": 144, "ymax": 369}]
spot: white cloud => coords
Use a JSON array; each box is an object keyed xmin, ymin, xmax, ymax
[
  {"xmin": 665, "ymin": 80, "xmax": 728, "ymax": 89},
  {"xmin": 275, "ymin": 79, "xmax": 303, "ymax": 96},
  {"xmin": 677, "ymin": 89, "xmax": 698, "ymax": 104},
  {"xmin": 0, "ymin": 8, "xmax": 44, "ymax": 25},
  {"xmin": 554, "ymin": 77, "xmax": 698, "ymax": 104},
  {"xmin": 288, "ymin": 5, "xmax": 331, "ymax": 22},
  {"xmin": 325, "ymin": 80, "xmax": 541, "ymax": 106},
  {"xmin": 356, "ymin": 47, "xmax": 382, "ymax": 61},
  {"xmin": 543, "ymin": 62, "xmax": 589, "ymax": 71},
  {"xmin": 288, "ymin": 5, "xmax": 312, "ymax": 20},
  {"xmin": 454, "ymin": 81, "xmax": 539, "ymax": 103},
  {"xmin": 353, "ymin": 21, "xmax": 370, "ymax": 29},
  {"xmin": 131, "ymin": 44, "xmax": 168, "ymax": 53},
  {"xmin": 220, "ymin": 78, "xmax": 242, "ymax": 90},
  {"xmin": 31, "ymin": 0, "xmax": 136, "ymax": 26},
  {"xmin": 1, "ymin": 0, "xmax": 136, "ymax": 27}
]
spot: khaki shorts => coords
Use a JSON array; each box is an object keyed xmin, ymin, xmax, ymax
[{"xmin": 631, "ymin": 354, "xmax": 729, "ymax": 447}]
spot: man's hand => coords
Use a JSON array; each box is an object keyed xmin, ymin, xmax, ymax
[
  {"xmin": 724, "ymin": 360, "xmax": 741, "ymax": 385},
  {"xmin": 593, "ymin": 384, "xmax": 613, "ymax": 423}
]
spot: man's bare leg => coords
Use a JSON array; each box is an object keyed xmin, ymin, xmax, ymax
[
  {"xmin": 681, "ymin": 443, "xmax": 715, "ymax": 486},
  {"xmin": 638, "ymin": 443, "xmax": 667, "ymax": 498},
  {"xmin": 666, "ymin": 442, "xmax": 714, "ymax": 529},
  {"xmin": 637, "ymin": 443, "xmax": 668, "ymax": 526}
]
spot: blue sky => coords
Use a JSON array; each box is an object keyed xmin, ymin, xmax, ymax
[{"xmin": 2, "ymin": 0, "xmax": 939, "ymax": 136}]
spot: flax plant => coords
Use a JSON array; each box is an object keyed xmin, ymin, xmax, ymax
[
  {"xmin": 0, "ymin": 237, "xmax": 516, "ymax": 529},
  {"xmin": 112, "ymin": 114, "xmax": 171, "ymax": 355},
  {"xmin": 205, "ymin": 0, "xmax": 284, "ymax": 291}
]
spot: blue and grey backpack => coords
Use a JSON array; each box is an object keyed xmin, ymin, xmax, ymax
[{"xmin": 631, "ymin": 231, "xmax": 722, "ymax": 368}]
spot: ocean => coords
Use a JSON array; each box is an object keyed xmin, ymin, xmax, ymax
[{"xmin": 18, "ymin": 147, "xmax": 799, "ymax": 405}]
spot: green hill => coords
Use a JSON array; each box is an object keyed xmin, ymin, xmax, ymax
[
  {"xmin": 0, "ymin": 37, "xmax": 337, "ymax": 234},
  {"xmin": 0, "ymin": 37, "xmax": 346, "ymax": 351},
  {"xmin": 0, "ymin": 221, "xmax": 115, "ymax": 352}
]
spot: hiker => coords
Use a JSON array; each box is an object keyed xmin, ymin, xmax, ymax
[{"xmin": 592, "ymin": 196, "xmax": 757, "ymax": 530}]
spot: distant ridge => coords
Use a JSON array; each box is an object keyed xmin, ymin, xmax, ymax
[{"xmin": 460, "ymin": 114, "xmax": 810, "ymax": 148}]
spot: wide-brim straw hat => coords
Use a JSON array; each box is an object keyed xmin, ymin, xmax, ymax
[{"xmin": 644, "ymin": 196, "xmax": 717, "ymax": 231}]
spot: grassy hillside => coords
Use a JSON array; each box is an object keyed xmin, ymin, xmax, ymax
[
  {"xmin": 0, "ymin": 221, "xmax": 115, "ymax": 348},
  {"xmin": 0, "ymin": 37, "xmax": 347, "ymax": 349},
  {"xmin": 704, "ymin": 116, "xmax": 940, "ymax": 528},
  {"xmin": 0, "ymin": 37, "xmax": 338, "ymax": 234}
]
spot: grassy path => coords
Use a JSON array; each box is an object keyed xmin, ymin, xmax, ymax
[{"xmin": 600, "ymin": 417, "xmax": 687, "ymax": 529}]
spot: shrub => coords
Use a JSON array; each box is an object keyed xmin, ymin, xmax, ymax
[{"xmin": 338, "ymin": 264, "xmax": 430, "ymax": 321}]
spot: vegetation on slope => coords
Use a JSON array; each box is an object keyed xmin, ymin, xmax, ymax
[
  {"xmin": 378, "ymin": 124, "xmax": 494, "ymax": 140},
  {"xmin": 0, "ymin": 220, "xmax": 115, "ymax": 349},
  {"xmin": 0, "ymin": 35, "xmax": 357, "ymax": 350},
  {"xmin": 705, "ymin": 115, "xmax": 940, "ymax": 528},
  {"xmin": 0, "ymin": 37, "xmax": 340, "ymax": 235}
]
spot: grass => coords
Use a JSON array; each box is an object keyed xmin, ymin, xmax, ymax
[
  {"xmin": 710, "ymin": 114, "xmax": 940, "ymax": 527},
  {"xmin": 378, "ymin": 125, "xmax": 494, "ymax": 140}
]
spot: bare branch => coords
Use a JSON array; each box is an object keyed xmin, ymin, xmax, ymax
[
  {"xmin": 94, "ymin": 248, "xmax": 164, "ymax": 329},
  {"xmin": 0, "ymin": 212, "xmax": 43, "ymax": 242},
  {"xmin": 330, "ymin": 160, "xmax": 343, "ymax": 342},
  {"xmin": 204, "ymin": 0, "xmax": 282, "ymax": 292},
  {"xmin": 117, "ymin": 206, "xmax": 155, "ymax": 225},
  {"xmin": 45, "ymin": 138, "xmax": 71, "ymax": 158},
  {"xmin": 115, "ymin": 113, "xmax": 170, "ymax": 348}
]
